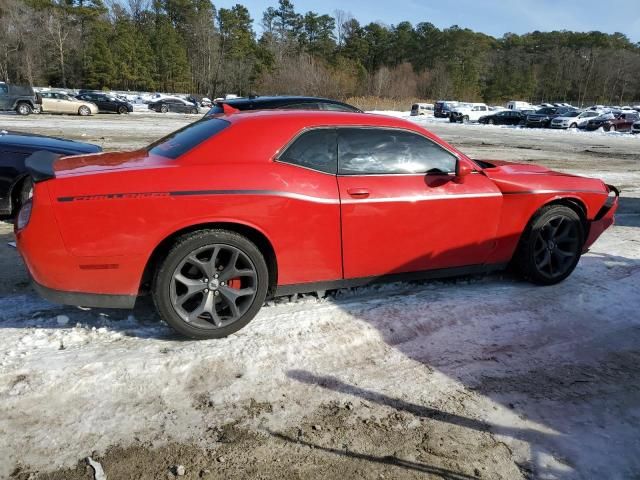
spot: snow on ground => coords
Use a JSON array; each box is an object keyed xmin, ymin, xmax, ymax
[
  {"xmin": 1, "ymin": 222, "xmax": 639, "ymax": 479},
  {"xmin": 0, "ymin": 110, "xmax": 639, "ymax": 479}
]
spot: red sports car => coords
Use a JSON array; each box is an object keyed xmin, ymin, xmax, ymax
[{"xmin": 16, "ymin": 111, "xmax": 618, "ymax": 339}]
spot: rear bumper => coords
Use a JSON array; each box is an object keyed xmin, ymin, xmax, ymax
[
  {"xmin": 584, "ymin": 185, "xmax": 619, "ymax": 251},
  {"xmin": 16, "ymin": 182, "xmax": 146, "ymax": 306},
  {"xmin": 32, "ymin": 279, "xmax": 136, "ymax": 308}
]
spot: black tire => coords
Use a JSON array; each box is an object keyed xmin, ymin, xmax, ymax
[
  {"xmin": 16, "ymin": 102, "xmax": 32, "ymax": 116},
  {"xmin": 12, "ymin": 177, "xmax": 33, "ymax": 215},
  {"xmin": 160, "ymin": 105, "xmax": 168, "ymax": 113},
  {"xmin": 152, "ymin": 229, "xmax": 269, "ymax": 339},
  {"xmin": 569, "ymin": 123, "xmax": 577, "ymax": 129},
  {"xmin": 488, "ymin": 119, "xmax": 495, "ymax": 125},
  {"xmin": 462, "ymin": 115, "xmax": 469, "ymax": 123},
  {"xmin": 514, "ymin": 205, "xmax": 584, "ymax": 285},
  {"xmin": 190, "ymin": 107, "xmax": 198, "ymax": 114},
  {"xmin": 78, "ymin": 105, "xmax": 91, "ymax": 116},
  {"xmin": 118, "ymin": 105, "xmax": 128, "ymax": 114},
  {"xmin": 608, "ymin": 125, "xmax": 616, "ymax": 132}
]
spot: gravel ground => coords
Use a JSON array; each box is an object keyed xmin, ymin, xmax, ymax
[{"xmin": 1, "ymin": 111, "xmax": 639, "ymax": 480}]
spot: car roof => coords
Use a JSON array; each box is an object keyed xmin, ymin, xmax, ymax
[
  {"xmin": 219, "ymin": 96, "xmax": 359, "ymax": 109},
  {"xmin": 220, "ymin": 109, "xmax": 415, "ymax": 127}
]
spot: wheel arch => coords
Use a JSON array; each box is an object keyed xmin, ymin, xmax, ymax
[
  {"xmin": 140, "ymin": 221, "xmax": 278, "ymax": 296},
  {"xmin": 514, "ymin": 196, "xmax": 589, "ymax": 259},
  {"xmin": 541, "ymin": 196, "xmax": 589, "ymax": 236}
]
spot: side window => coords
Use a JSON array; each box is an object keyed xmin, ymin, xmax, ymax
[
  {"xmin": 321, "ymin": 103, "xmax": 357, "ymax": 112},
  {"xmin": 0, "ymin": 84, "xmax": 8, "ymax": 95},
  {"xmin": 278, "ymin": 129, "xmax": 337, "ymax": 174},
  {"xmin": 338, "ymin": 128, "xmax": 457, "ymax": 175},
  {"xmin": 278, "ymin": 103, "xmax": 320, "ymax": 110}
]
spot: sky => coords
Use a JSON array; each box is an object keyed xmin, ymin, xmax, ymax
[{"xmin": 214, "ymin": 0, "xmax": 640, "ymax": 42}]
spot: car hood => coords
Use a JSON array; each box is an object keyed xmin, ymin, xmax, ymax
[
  {"xmin": 476, "ymin": 159, "xmax": 608, "ymax": 194},
  {"xmin": 53, "ymin": 150, "xmax": 174, "ymax": 178}
]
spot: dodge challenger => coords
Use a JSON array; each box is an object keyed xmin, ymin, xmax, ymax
[{"xmin": 15, "ymin": 111, "xmax": 619, "ymax": 339}]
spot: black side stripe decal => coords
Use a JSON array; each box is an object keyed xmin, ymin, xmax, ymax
[{"xmin": 57, "ymin": 190, "xmax": 339, "ymax": 204}]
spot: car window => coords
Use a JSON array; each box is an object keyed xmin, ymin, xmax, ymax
[
  {"xmin": 338, "ymin": 128, "xmax": 457, "ymax": 175},
  {"xmin": 321, "ymin": 103, "xmax": 357, "ymax": 112},
  {"xmin": 0, "ymin": 84, "xmax": 8, "ymax": 94},
  {"xmin": 147, "ymin": 118, "xmax": 230, "ymax": 159},
  {"xmin": 278, "ymin": 129, "xmax": 337, "ymax": 174},
  {"xmin": 277, "ymin": 103, "xmax": 321, "ymax": 110}
]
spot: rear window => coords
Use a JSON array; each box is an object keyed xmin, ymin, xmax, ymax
[{"xmin": 147, "ymin": 118, "xmax": 229, "ymax": 159}]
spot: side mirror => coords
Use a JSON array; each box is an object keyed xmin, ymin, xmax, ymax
[{"xmin": 456, "ymin": 160, "xmax": 473, "ymax": 177}]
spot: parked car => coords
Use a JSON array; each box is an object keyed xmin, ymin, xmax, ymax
[
  {"xmin": 550, "ymin": 110, "xmax": 600, "ymax": 129},
  {"xmin": 410, "ymin": 103, "xmax": 434, "ymax": 116},
  {"xmin": 0, "ymin": 130, "xmax": 101, "ymax": 217},
  {"xmin": 0, "ymin": 82, "xmax": 41, "ymax": 115},
  {"xmin": 449, "ymin": 103, "xmax": 490, "ymax": 123},
  {"xmin": 583, "ymin": 111, "xmax": 640, "ymax": 132},
  {"xmin": 17, "ymin": 110, "xmax": 618, "ymax": 339},
  {"xmin": 76, "ymin": 92, "xmax": 133, "ymax": 114},
  {"xmin": 206, "ymin": 96, "xmax": 361, "ymax": 116},
  {"xmin": 434, "ymin": 100, "xmax": 459, "ymax": 118},
  {"xmin": 148, "ymin": 97, "xmax": 200, "ymax": 114},
  {"xmin": 525, "ymin": 107, "xmax": 574, "ymax": 128},
  {"xmin": 40, "ymin": 92, "xmax": 98, "ymax": 116},
  {"xmin": 478, "ymin": 110, "xmax": 525, "ymax": 126}
]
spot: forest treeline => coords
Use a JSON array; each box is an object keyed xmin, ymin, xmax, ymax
[{"xmin": 1, "ymin": 0, "xmax": 639, "ymax": 104}]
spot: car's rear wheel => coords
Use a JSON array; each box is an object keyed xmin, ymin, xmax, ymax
[
  {"xmin": 153, "ymin": 230, "xmax": 269, "ymax": 339},
  {"xmin": 608, "ymin": 125, "xmax": 616, "ymax": 132},
  {"xmin": 118, "ymin": 105, "xmax": 128, "ymax": 114},
  {"xmin": 190, "ymin": 107, "xmax": 198, "ymax": 114},
  {"xmin": 78, "ymin": 105, "xmax": 91, "ymax": 116},
  {"xmin": 570, "ymin": 123, "xmax": 578, "ymax": 129},
  {"xmin": 16, "ymin": 102, "xmax": 32, "ymax": 115},
  {"xmin": 160, "ymin": 105, "xmax": 168, "ymax": 113},
  {"xmin": 462, "ymin": 115, "xmax": 469, "ymax": 123},
  {"xmin": 515, "ymin": 205, "xmax": 584, "ymax": 285},
  {"xmin": 488, "ymin": 119, "xmax": 495, "ymax": 125}
]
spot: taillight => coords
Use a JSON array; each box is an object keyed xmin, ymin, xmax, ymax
[{"xmin": 16, "ymin": 199, "xmax": 32, "ymax": 230}]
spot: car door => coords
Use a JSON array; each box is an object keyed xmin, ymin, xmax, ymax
[
  {"xmin": 337, "ymin": 127, "xmax": 503, "ymax": 279},
  {"xmin": 58, "ymin": 94, "xmax": 74, "ymax": 113},
  {"xmin": 274, "ymin": 128, "xmax": 343, "ymax": 283}
]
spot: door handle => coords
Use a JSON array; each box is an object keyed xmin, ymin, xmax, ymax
[{"xmin": 347, "ymin": 188, "xmax": 370, "ymax": 199}]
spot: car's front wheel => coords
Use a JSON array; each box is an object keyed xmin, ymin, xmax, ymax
[
  {"xmin": 78, "ymin": 105, "xmax": 91, "ymax": 116},
  {"xmin": 515, "ymin": 205, "xmax": 584, "ymax": 285},
  {"xmin": 153, "ymin": 230, "xmax": 269, "ymax": 339},
  {"xmin": 160, "ymin": 105, "xmax": 168, "ymax": 113},
  {"xmin": 118, "ymin": 105, "xmax": 128, "ymax": 114}
]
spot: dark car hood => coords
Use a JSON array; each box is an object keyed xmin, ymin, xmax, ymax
[{"xmin": 0, "ymin": 130, "xmax": 101, "ymax": 155}]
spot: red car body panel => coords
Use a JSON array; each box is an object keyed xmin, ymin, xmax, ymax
[{"xmin": 16, "ymin": 111, "xmax": 618, "ymax": 306}]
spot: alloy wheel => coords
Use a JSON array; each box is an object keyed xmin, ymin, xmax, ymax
[
  {"xmin": 532, "ymin": 216, "xmax": 580, "ymax": 280},
  {"xmin": 169, "ymin": 244, "xmax": 258, "ymax": 329}
]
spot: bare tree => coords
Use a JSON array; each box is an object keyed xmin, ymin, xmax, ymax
[{"xmin": 45, "ymin": 8, "xmax": 71, "ymax": 87}]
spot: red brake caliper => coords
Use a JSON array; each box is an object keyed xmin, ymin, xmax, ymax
[{"xmin": 227, "ymin": 278, "xmax": 242, "ymax": 289}]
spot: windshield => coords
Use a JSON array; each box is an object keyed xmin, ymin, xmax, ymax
[{"xmin": 147, "ymin": 118, "xmax": 230, "ymax": 159}]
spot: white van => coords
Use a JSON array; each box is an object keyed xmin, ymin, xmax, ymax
[
  {"xmin": 410, "ymin": 103, "xmax": 434, "ymax": 116},
  {"xmin": 507, "ymin": 101, "xmax": 532, "ymax": 110}
]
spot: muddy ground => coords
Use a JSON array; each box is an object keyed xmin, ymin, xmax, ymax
[{"xmin": 1, "ymin": 112, "xmax": 639, "ymax": 480}]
